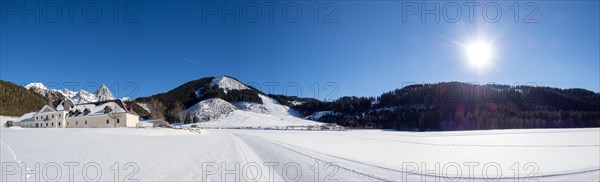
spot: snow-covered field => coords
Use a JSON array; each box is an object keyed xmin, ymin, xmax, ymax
[{"xmin": 0, "ymin": 127, "xmax": 598, "ymax": 181}]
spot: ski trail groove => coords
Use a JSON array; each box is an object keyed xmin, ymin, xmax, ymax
[
  {"xmin": 235, "ymin": 133, "xmax": 600, "ymax": 181},
  {"xmin": 234, "ymin": 133, "xmax": 395, "ymax": 182}
]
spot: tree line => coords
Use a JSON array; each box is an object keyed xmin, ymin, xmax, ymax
[{"xmin": 279, "ymin": 82, "xmax": 600, "ymax": 131}]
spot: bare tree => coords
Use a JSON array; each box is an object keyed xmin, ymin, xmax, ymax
[
  {"xmin": 173, "ymin": 101, "xmax": 184, "ymax": 128},
  {"xmin": 45, "ymin": 92, "xmax": 54, "ymax": 106},
  {"xmin": 149, "ymin": 98, "xmax": 165, "ymax": 128},
  {"xmin": 185, "ymin": 112, "xmax": 191, "ymax": 124}
]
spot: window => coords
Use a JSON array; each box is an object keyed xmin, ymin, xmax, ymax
[
  {"xmin": 46, "ymin": 116, "xmax": 48, "ymax": 120},
  {"xmin": 52, "ymin": 115, "xmax": 54, "ymax": 119},
  {"xmin": 46, "ymin": 123, "xmax": 48, "ymax": 126},
  {"xmin": 85, "ymin": 120, "xmax": 88, "ymax": 125},
  {"xmin": 67, "ymin": 122, "xmax": 69, "ymax": 126},
  {"xmin": 76, "ymin": 121, "xmax": 78, "ymax": 125},
  {"xmin": 106, "ymin": 119, "xmax": 109, "ymax": 124},
  {"xmin": 59, "ymin": 114, "xmax": 61, "ymax": 118},
  {"xmin": 51, "ymin": 123, "xmax": 54, "ymax": 126},
  {"xmin": 58, "ymin": 122, "xmax": 61, "ymax": 126},
  {"xmin": 117, "ymin": 119, "xmax": 120, "ymax": 124}
]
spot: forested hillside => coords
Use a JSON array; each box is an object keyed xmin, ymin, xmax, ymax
[
  {"xmin": 0, "ymin": 80, "xmax": 45, "ymax": 116},
  {"xmin": 135, "ymin": 76, "xmax": 264, "ymax": 121},
  {"xmin": 280, "ymin": 82, "xmax": 600, "ymax": 131}
]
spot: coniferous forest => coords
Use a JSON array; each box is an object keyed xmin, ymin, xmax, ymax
[
  {"xmin": 277, "ymin": 82, "xmax": 600, "ymax": 131},
  {"xmin": 0, "ymin": 80, "xmax": 45, "ymax": 116}
]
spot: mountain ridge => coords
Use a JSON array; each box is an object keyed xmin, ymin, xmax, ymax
[
  {"xmin": 7, "ymin": 77, "xmax": 600, "ymax": 131},
  {"xmin": 24, "ymin": 82, "xmax": 117, "ymax": 104}
]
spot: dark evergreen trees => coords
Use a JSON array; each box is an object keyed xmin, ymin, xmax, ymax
[
  {"xmin": 0, "ymin": 80, "xmax": 45, "ymax": 116},
  {"xmin": 291, "ymin": 82, "xmax": 600, "ymax": 131}
]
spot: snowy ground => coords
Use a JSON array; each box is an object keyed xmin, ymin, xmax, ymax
[{"xmin": 0, "ymin": 128, "xmax": 598, "ymax": 181}]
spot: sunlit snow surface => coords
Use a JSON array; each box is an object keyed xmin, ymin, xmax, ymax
[
  {"xmin": 186, "ymin": 95, "xmax": 319, "ymax": 128},
  {"xmin": 0, "ymin": 127, "xmax": 598, "ymax": 181},
  {"xmin": 210, "ymin": 76, "xmax": 250, "ymax": 94}
]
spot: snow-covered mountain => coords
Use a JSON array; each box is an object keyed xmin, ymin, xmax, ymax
[
  {"xmin": 185, "ymin": 98, "xmax": 236, "ymax": 121},
  {"xmin": 24, "ymin": 83, "xmax": 118, "ymax": 104},
  {"xmin": 210, "ymin": 76, "xmax": 250, "ymax": 94},
  {"xmin": 185, "ymin": 94, "xmax": 320, "ymax": 128},
  {"xmin": 95, "ymin": 84, "xmax": 116, "ymax": 101},
  {"xmin": 72, "ymin": 90, "xmax": 98, "ymax": 104},
  {"xmin": 135, "ymin": 76, "xmax": 320, "ymax": 128},
  {"xmin": 24, "ymin": 82, "xmax": 48, "ymax": 95}
]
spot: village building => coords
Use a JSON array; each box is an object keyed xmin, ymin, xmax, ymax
[{"xmin": 16, "ymin": 99, "xmax": 140, "ymax": 128}]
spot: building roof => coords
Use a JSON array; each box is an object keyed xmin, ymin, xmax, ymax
[
  {"xmin": 17, "ymin": 99, "xmax": 136, "ymax": 122},
  {"xmin": 36, "ymin": 105, "xmax": 57, "ymax": 115},
  {"xmin": 17, "ymin": 112, "xmax": 35, "ymax": 122},
  {"xmin": 69, "ymin": 101, "xmax": 127, "ymax": 117}
]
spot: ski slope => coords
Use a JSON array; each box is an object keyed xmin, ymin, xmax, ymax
[
  {"xmin": 0, "ymin": 127, "xmax": 598, "ymax": 181},
  {"xmin": 195, "ymin": 95, "xmax": 322, "ymax": 128}
]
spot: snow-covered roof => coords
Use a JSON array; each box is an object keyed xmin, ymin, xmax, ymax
[
  {"xmin": 36, "ymin": 105, "xmax": 57, "ymax": 115},
  {"xmin": 69, "ymin": 101, "xmax": 128, "ymax": 117},
  {"xmin": 17, "ymin": 112, "xmax": 36, "ymax": 122},
  {"xmin": 17, "ymin": 100, "xmax": 133, "ymax": 121}
]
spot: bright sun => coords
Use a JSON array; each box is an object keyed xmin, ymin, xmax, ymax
[{"xmin": 465, "ymin": 41, "xmax": 494, "ymax": 69}]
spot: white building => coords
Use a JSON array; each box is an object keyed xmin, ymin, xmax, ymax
[{"xmin": 16, "ymin": 99, "xmax": 140, "ymax": 128}]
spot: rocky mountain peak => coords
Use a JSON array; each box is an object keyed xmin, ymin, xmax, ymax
[{"xmin": 96, "ymin": 84, "xmax": 115, "ymax": 101}]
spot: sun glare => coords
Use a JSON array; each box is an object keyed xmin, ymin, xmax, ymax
[{"xmin": 464, "ymin": 41, "xmax": 494, "ymax": 69}]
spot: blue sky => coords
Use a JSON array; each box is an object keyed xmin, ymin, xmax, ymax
[{"xmin": 1, "ymin": 1, "xmax": 598, "ymax": 100}]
